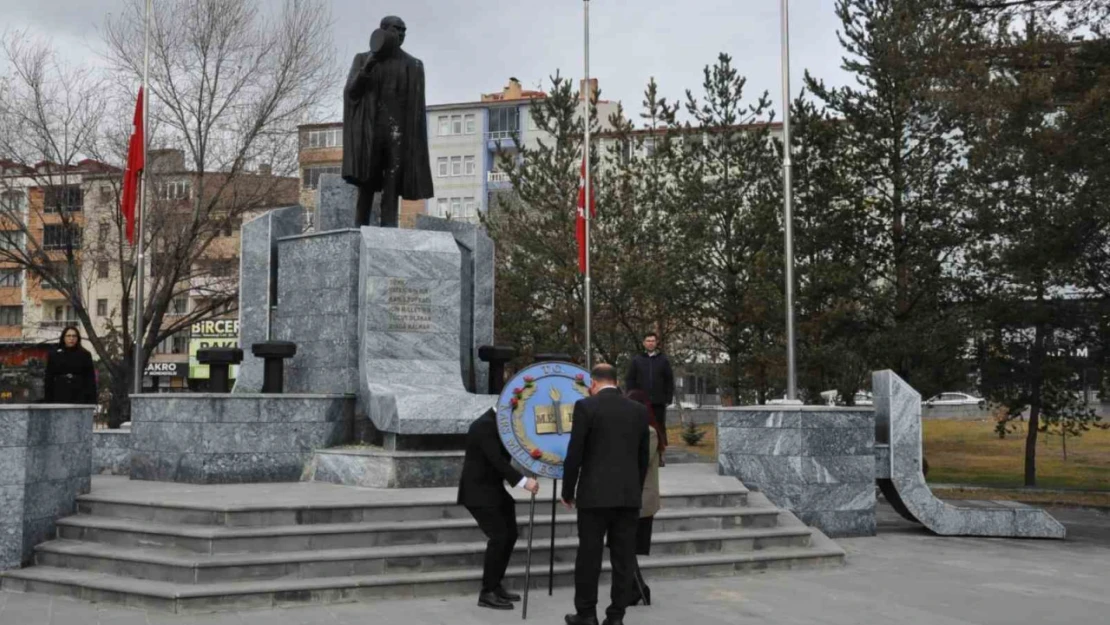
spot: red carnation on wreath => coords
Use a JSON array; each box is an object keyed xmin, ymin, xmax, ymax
[
  {"xmin": 530, "ymin": 449, "xmax": 543, "ymax": 459},
  {"xmin": 511, "ymin": 398, "xmax": 519, "ymax": 408},
  {"xmin": 575, "ymin": 374, "xmax": 585, "ymax": 382},
  {"xmin": 513, "ymin": 387, "xmax": 523, "ymax": 396},
  {"xmin": 523, "ymin": 376, "xmax": 535, "ymax": 387}
]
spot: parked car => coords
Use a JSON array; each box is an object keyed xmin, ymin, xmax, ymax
[{"xmin": 925, "ymin": 392, "xmax": 985, "ymax": 409}]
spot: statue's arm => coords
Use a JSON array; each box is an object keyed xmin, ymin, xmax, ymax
[{"xmin": 344, "ymin": 53, "xmax": 375, "ymax": 100}]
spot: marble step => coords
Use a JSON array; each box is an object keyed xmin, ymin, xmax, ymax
[
  {"xmin": 34, "ymin": 525, "xmax": 813, "ymax": 584},
  {"xmin": 57, "ymin": 506, "xmax": 783, "ymax": 554},
  {"xmin": 76, "ymin": 485, "xmax": 747, "ymax": 528},
  {"xmin": 5, "ymin": 534, "xmax": 845, "ymax": 614}
]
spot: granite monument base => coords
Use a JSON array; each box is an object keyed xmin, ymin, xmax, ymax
[
  {"xmin": 717, "ymin": 406, "xmax": 876, "ymax": 537},
  {"xmin": 93, "ymin": 429, "xmax": 130, "ymax": 476},
  {"xmin": 301, "ymin": 446, "xmax": 464, "ymax": 488},
  {"xmin": 1, "ymin": 405, "xmax": 93, "ymax": 570},
  {"xmin": 130, "ymin": 394, "xmax": 354, "ymax": 484}
]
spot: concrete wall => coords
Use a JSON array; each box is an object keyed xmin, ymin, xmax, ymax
[
  {"xmin": 130, "ymin": 394, "xmax": 353, "ymax": 484},
  {"xmin": 716, "ymin": 406, "xmax": 876, "ymax": 537},
  {"xmin": 1, "ymin": 405, "xmax": 93, "ymax": 570}
]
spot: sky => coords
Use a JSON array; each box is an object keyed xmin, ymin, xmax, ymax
[{"xmin": 0, "ymin": 0, "xmax": 853, "ymax": 124}]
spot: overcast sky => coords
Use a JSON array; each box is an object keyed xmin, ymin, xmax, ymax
[{"xmin": 1, "ymin": 0, "xmax": 852, "ymax": 124}]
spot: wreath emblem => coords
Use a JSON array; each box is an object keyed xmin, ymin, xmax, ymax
[{"xmin": 509, "ymin": 374, "xmax": 589, "ymax": 465}]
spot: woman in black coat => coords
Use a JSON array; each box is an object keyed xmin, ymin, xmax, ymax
[{"xmin": 44, "ymin": 326, "xmax": 98, "ymax": 404}]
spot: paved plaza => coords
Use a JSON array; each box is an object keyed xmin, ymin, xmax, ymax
[{"xmin": 1, "ymin": 503, "xmax": 1106, "ymax": 625}]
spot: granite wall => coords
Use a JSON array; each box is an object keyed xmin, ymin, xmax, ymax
[
  {"xmin": 316, "ymin": 175, "xmax": 358, "ymax": 233},
  {"xmin": 272, "ymin": 230, "xmax": 362, "ymax": 395},
  {"xmin": 414, "ymin": 215, "xmax": 495, "ymax": 394},
  {"xmin": 130, "ymin": 394, "xmax": 354, "ymax": 484},
  {"xmin": 235, "ymin": 205, "xmax": 305, "ymax": 393},
  {"xmin": 717, "ymin": 406, "xmax": 876, "ymax": 537},
  {"xmin": 93, "ymin": 430, "xmax": 130, "ymax": 475},
  {"xmin": 1, "ymin": 405, "xmax": 93, "ymax": 570}
]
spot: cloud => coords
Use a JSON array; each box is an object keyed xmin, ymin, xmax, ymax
[{"xmin": 1, "ymin": 0, "xmax": 851, "ymax": 123}]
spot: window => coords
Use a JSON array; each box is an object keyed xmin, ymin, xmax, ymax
[
  {"xmin": 464, "ymin": 156, "xmax": 476, "ymax": 176},
  {"xmin": 451, "ymin": 156, "xmax": 462, "ymax": 177},
  {"xmin": 488, "ymin": 107, "xmax": 520, "ymax": 140},
  {"xmin": 0, "ymin": 230, "xmax": 23, "ymax": 251},
  {"xmin": 160, "ymin": 180, "xmax": 191, "ymax": 201},
  {"xmin": 98, "ymin": 222, "xmax": 110, "ymax": 243},
  {"xmin": 1, "ymin": 190, "xmax": 24, "ymax": 210},
  {"xmin": 42, "ymin": 224, "xmax": 82, "ymax": 251},
  {"xmin": 452, "ymin": 114, "xmax": 463, "ymax": 135},
  {"xmin": 465, "ymin": 114, "xmax": 476, "ymax": 134},
  {"xmin": 52, "ymin": 304, "xmax": 78, "ymax": 323},
  {"xmin": 44, "ymin": 185, "xmax": 83, "ymax": 213},
  {"xmin": 302, "ymin": 165, "xmax": 341, "ymax": 190},
  {"xmin": 0, "ymin": 306, "xmax": 21, "ymax": 326},
  {"xmin": 450, "ymin": 198, "xmax": 461, "ymax": 217},
  {"xmin": 527, "ymin": 108, "xmax": 540, "ymax": 131},
  {"xmin": 643, "ymin": 136, "xmax": 657, "ymax": 157},
  {"xmin": 463, "ymin": 197, "xmax": 476, "ymax": 221},
  {"xmin": 305, "ymin": 128, "xmax": 342, "ymax": 149},
  {"xmin": 0, "ymin": 268, "xmax": 21, "ymax": 288},
  {"xmin": 170, "ymin": 296, "xmax": 188, "ymax": 315},
  {"xmin": 155, "ymin": 333, "xmax": 189, "ymax": 355},
  {"xmin": 437, "ymin": 198, "xmax": 448, "ymax": 217},
  {"xmin": 438, "ymin": 115, "xmax": 450, "ymax": 136},
  {"xmin": 96, "ymin": 260, "xmax": 109, "ymax": 279},
  {"xmin": 96, "ymin": 299, "xmax": 108, "ymax": 317},
  {"xmin": 437, "ymin": 157, "xmax": 449, "ymax": 177}
]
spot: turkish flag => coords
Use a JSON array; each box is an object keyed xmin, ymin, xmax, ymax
[
  {"xmin": 576, "ymin": 155, "xmax": 595, "ymax": 274},
  {"xmin": 120, "ymin": 88, "xmax": 144, "ymax": 245}
]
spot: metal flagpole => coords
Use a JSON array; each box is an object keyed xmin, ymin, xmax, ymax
[
  {"xmin": 133, "ymin": 0, "xmax": 151, "ymax": 394},
  {"xmin": 583, "ymin": 0, "xmax": 592, "ymax": 371},
  {"xmin": 780, "ymin": 0, "xmax": 798, "ymax": 401},
  {"xmin": 521, "ymin": 490, "xmax": 538, "ymax": 620},
  {"xmin": 548, "ymin": 479, "xmax": 557, "ymax": 595}
]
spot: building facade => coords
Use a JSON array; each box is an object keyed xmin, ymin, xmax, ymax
[
  {"xmin": 0, "ymin": 152, "xmax": 297, "ymax": 400},
  {"xmin": 297, "ymin": 78, "xmax": 621, "ymax": 227}
]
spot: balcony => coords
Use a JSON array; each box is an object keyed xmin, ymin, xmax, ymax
[
  {"xmin": 485, "ymin": 131, "xmax": 518, "ymax": 151},
  {"xmin": 487, "ymin": 171, "xmax": 511, "ymax": 185}
]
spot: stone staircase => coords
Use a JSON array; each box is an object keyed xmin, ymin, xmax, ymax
[{"xmin": 0, "ymin": 465, "xmax": 844, "ymax": 613}]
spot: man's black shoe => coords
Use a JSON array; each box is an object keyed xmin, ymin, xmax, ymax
[
  {"xmin": 495, "ymin": 585, "xmax": 521, "ymax": 602},
  {"xmin": 478, "ymin": 591, "xmax": 513, "ymax": 610},
  {"xmin": 602, "ymin": 619, "xmax": 624, "ymax": 625},
  {"xmin": 565, "ymin": 614, "xmax": 599, "ymax": 625}
]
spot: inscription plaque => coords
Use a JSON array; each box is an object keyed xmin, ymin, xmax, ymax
[{"xmin": 386, "ymin": 278, "xmax": 433, "ymax": 331}]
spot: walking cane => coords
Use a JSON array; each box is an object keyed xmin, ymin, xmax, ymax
[
  {"xmin": 522, "ymin": 489, "xmax": 538, "ymax": 620},
  {"xmin": 548, "ymin": 478, "xmax": 557, "ymax": 595}
]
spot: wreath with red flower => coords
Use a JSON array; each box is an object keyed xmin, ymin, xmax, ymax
[{"xmin": 510, "ymin": 375, "xmax": 588, "ymax": 466}]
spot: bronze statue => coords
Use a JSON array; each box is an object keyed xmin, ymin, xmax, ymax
[{"xmin": 342, "ymin": 16, "xmax": 434, "ymax": 227}]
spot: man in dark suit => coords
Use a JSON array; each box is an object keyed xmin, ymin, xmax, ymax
[
  {"xmin": 458, "ymin": 410, "xmax": 539, "ymax": 610},
  {"xmin": 562, "ymin": 364, "xmax": 650, "ymax": 625}
]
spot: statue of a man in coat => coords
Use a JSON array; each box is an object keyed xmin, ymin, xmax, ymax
[{"xmin": 342, "ymin": 16, "xmax": 434, "ymax": 227}]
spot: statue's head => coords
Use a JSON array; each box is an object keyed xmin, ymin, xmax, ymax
[{"xmin": 381, "ymin": 16, "xmax": 406, "ymax": 46}]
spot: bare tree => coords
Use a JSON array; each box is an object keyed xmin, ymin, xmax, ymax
[{"xmin": 1, "ymin": 1, "xmax": 339, "ymax": 425}]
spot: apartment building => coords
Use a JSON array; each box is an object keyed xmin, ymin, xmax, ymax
[
  {"xmin": 297, "ymin": 77, "xmax": 621, "ymax": 227},
  {"xmin": 0, "ymin": 151, "xmax": 297, "ymax": 399}
]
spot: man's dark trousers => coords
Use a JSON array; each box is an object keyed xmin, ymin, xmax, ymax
[
  {"xmin": 574, "ymin": 507, "xmax": 639, "ymax": 620},
  {"xmin": 466, "ymin": 495, "xmax": 518, "ymax": 594},
  {"xmin": 651, "ymin": 403, "xmax": 668, "ymax": 444}
]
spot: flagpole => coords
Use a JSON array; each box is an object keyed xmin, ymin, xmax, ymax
[
  {"xmin": 133, "ymin": 0, "xmax": 151, "ymax": 395},
  {"xmin": 780, "ymin": 0, "xmax": 798, "ymax": 401},
  {"xmin": 583, "ymin": 0, "xmax": 592, "ymax": 371}
]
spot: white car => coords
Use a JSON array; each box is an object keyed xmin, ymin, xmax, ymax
[{"xmin": 925, "ymin": 392, "xmax": 985, "ymax": 408}]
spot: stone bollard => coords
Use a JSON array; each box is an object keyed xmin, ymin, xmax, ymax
[
  {"xmin": 478, "ymin": 345, "xmax": 516, "ymax": 395},
  {"xmin": 196, "ymin": 347, "xmax": 244, "ymax": 393},
  {"xmin": 252, "ymin": 341, "xmax": 297, "ymax": 393}
]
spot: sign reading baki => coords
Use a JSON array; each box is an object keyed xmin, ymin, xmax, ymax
[
  {"xmin": 188, "ymin": 319, "xmax": 240, "ymax": 379},
  {"xmin": 495, "ymin": 362, "xmax": 591, "ymax": 479}
]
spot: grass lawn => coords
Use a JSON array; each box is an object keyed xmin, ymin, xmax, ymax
[
  {"xmin": 666, "ymin": 419, "xmax": 1110, "ymax": 494},
  {"xmin": 922, "ymin": 418, "xmax": 1110, "ymax": 491}
]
